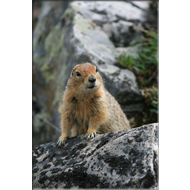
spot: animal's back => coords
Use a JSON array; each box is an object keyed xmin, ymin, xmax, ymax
[{"xmin": 97, "ymin": 89, "xmax": 130, "ymax": 134}]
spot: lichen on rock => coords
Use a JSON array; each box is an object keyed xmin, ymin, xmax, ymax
[{"xmin": 32, "ymin": 123, "xmax": 158, "ymax": 189}]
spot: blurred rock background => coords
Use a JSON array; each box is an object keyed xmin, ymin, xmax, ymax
[{"xmin": 32, "ymin": 1, "xmax": 158, "ymax": 148}]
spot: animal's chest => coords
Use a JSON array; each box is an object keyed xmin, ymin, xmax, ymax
[
  {"xmin": 71, "ymin": 101, "xmax": 91, "ymax": 121},
  {"xmin": 69, "ymin": 96, "xmax": 101, "ymax": 123},
  {"xmin": 69, "ymin": 102, "xmax": 90, "ymax": 132}
]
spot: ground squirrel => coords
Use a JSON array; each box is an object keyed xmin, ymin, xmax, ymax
[{"xmin": 57, "ymin": 63, "xmax": 130, "ymax": 147}]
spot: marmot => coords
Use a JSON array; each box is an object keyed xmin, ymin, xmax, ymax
[{"xmin": 57, "ymin": 63, "xmax": 130, "ymax": 147}]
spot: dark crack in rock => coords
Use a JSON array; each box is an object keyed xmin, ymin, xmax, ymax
[{"xmin": 32, "ymin": 123, "xmax": 158, "ymax": 189}]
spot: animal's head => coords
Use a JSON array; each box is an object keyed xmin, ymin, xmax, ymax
[{"xmin": 68, "ymin": 63, "xmax": 102, "ymax": 92}]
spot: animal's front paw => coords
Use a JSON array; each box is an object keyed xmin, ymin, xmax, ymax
[
  {"xmin": 85, "ymin": 132, "xmax": 97, "ymax": 140},
  {"xmin": 56, "ymin": 136, "xmax": 66, "ymax": 147}
]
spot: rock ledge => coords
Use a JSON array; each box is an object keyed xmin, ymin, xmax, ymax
[{"xmin": 32, "ymin": 123, "xmax": 158, "ymax": 189}]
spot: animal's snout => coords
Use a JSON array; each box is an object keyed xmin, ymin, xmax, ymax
[{"xmin": 88, "ymin": 75, "xmax": 96, "ymax": 83}]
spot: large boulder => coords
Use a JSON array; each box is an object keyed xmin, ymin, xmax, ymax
[
  {"xmin": 72, "ymin": 1, "xmax": 156, "ymax": 46},
  {"xmin": 32, "ymin": 1, "xmax": 157, "ymax": 146},
  {"xmin": 32, "ymin": 123, "xmax": 158, "ymax": 189},
  {"xmin": 32, "ymin": 1, "xmax": 69, "ymax": 147}
]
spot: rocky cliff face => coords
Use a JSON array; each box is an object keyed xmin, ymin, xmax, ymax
[
  {"xmin": 32, "ymin": 123, "xmax": 158, "ymax": 189},
  {"xmin": 32, "ymin": 1, "xmax": 157, "ymax": 147}
]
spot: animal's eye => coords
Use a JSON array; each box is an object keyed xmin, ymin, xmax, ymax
[
  {"xmin": 76, "ymin": 71, "xmax": 81, "ymax": 76},
  {"xmin": 96, "ymin": 67, "xmax": 98, "ymax": 72}
]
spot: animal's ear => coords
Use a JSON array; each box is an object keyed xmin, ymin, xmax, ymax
[
  {"xmin": 70, "ymin": 69, "xmax": 74, "ymax": 77},
  {"xmin": 70, "ymin": 65, "xmax": 77, "ymax": 77}
]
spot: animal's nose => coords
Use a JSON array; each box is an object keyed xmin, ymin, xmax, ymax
[{"xmin": 88, "ymin": 75, "xmax": 96, "ymax": 83}]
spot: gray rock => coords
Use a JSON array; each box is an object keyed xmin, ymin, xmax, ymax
[
  {"xmin": 32, "ymin": 1, "xmax": 68, "ymax": 147},
  {"xmin": 32, "ymin": 123, "xmax": 158, "ymax": 189},
  {"xmin": 102, "ymin": 20, "xmax": 142, "ymax": 46},
  {"xmin": 130, "ymin": 1, "xmax": 157, "ymax": 22},
  {"xmin": 72, "ymin": 1, "xmax": 156, "ymax": 46},
  {"xmin": 72, "ymin": 1, "xmax": 153, "ymax": 24},
  {"xmin": 115, "ymin": 46, "xmax": 141, "ymax": 58}
]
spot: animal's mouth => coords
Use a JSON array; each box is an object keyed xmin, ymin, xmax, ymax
[
  {"xmin": 86, "ymin": 83, "xmax": 97, "ymax": 89},
  {"xmin": 87, "ymin": 84, "xmax": 95, "ymax": 89}
]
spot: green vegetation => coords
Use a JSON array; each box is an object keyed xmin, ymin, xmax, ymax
[{"xmin": 119, "ymin": 29, "xmax": 158, "ymax": 127}]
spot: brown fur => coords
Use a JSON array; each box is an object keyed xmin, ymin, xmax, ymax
[{"xmin": 57, "ymin": 63, "xmax": 130, "ymax": 146}]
